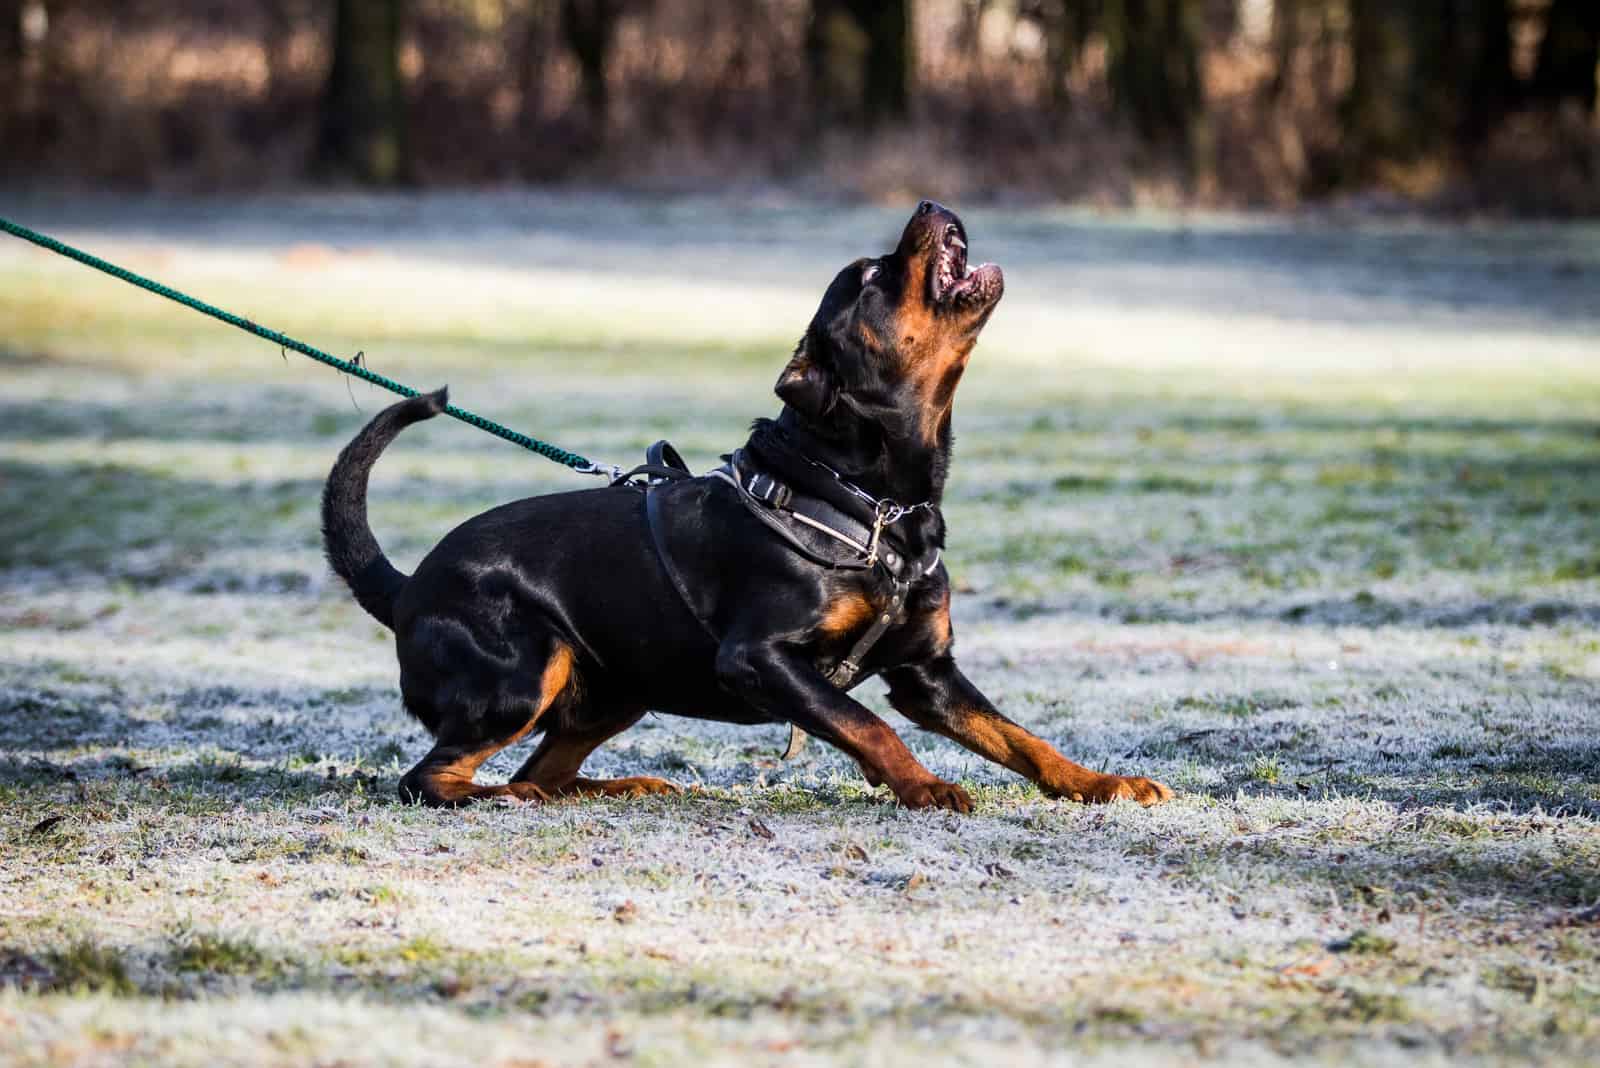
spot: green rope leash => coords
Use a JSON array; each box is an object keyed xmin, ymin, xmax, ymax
[{"xmin": 0, "ymin": 214, "xmax": 612, "ymax": 476}]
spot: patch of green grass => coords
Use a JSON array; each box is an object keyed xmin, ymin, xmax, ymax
[
  {"xmin": 1336, "ymin": 987, "xmax": 1411, "ymax": 1023},
  {"xmin": 1176, "ymin": 693, "xmax": 1298, "ymax": 718},
  {"xmin": 1249, "ymin": 755, "xmax": 1283, "ymax": 784},
  {"xmin": 43, "ymin": 940, "xmax": 137, "ymax": 995},
  {"xmin": 1553, "ymin": 556, "xmax": 1600, "ymax": 581},
  {"xmin": 1329, "ymin": 930, "xmax": 1397, "ymax": 956},
  {"xmin": 169, "ymin": 932, "xmax": 276, "ymax": 977},
  {"xmin": 397, "ymin": 936, "xmax": 449, "ymax": 964}
]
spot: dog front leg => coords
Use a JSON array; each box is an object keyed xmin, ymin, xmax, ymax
[
  {"xmin": 884, "ymin": 657, "xmax": 1172, "ymax": 806},
  {"xmin": 715, "ymin": 638, "xmax": 971, "ymax": 812}
]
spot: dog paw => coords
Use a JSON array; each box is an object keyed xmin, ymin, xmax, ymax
[
  {"xmin": 502, "ymin": 782, "xmax": 553, "ymax": 804},
  {"xmin": 599, "ymin": 776, "xmax": 682, "ymax": 798},
  {"xmin": 559, "ymin": 776, "xmax": 682, "ymax": 799},
  {"xmin": 896, "ymin": 778, "xmax": 973, "ymax": 813},
  {"xmin": 1062, "ymin": 775, "xmax": 1172, "ymax": 806}
]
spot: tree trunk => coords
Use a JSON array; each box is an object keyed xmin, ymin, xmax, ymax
[
  {"xmin": 314, "ymin": 0, "xmax": 408, "ymax": 184},
  {"xmin": 1027, "ymin": 0, "xmax": 1091, "ymax": 114},
  {"xmin": 1531, "ymin": 0, "xmax": 1600, "ymax": 114},
  {"xmin": 1, "ymin": 0, "xmax": 30, "ymax": 170},
  {"xmin": 1458, "ymin": 0, "xmax": 1513, "ymax": 146},
  {"xmin": 857, "ymin": 0, "xmax": 911, "ymax": 125},
  {"xmin": 806, "ymin": 0, "xmax": 912, "ymax": 129},
  {"xmin": 0, "ymin": 0, "xmax": 22, "ymax": 97},
  {"xmin": 1103, "ymin": 0, "xmax": 1204, "ymax": 147},
  {"xmin": 1268, "ymin": 0, "xmax": 1298, "ymax": 101},
  {"xmin": 518, "ymin": 0, "xmax": 557, "ymax": 128},
  {"xmin": 1343, "ymin": 0, "xmax": 1417, "ymax": 171},
  {"xmin": 0, "ymin": 0, "xmax": 20, "ymax": 64},
  {"xmin": 560, "ymin": 0, "xmax": 621, "ymax": 129},
  {"xmin": 1345, "ymin": 1, "xmax": 1515, "ymax": 173}
]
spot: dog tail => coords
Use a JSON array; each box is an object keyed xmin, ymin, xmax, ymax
[{"xmin": 321, "ymin": 388, "xmax": 448, "ymax": 629}]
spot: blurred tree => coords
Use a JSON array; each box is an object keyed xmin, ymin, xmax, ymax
[
  {"xmin": 1102, "ymin": 0, "xmax": 1214, "ymax": 191},
  {"xmin": 1022, "ymin": 0, "xmax": 1093, "ymax": 113},
  {"xmin": 261, "ymin": 0, "xmax": 303, "ymax": 104},
  {"xmin": 560, "ymin": 0, "xmax": 622, "ymax": 128},
  {"xmin": 1, "ymin": 0, "xmax": 41, "ymax": 166},
  {"xmin": 0, "ymin": 0, "xmax": 19, "ymax": 65},
  {"xmin": 0, "ymin": 0, "xmax": 17, "ymax": 167},
  {"xmin": 1345, "ymin": 2, "xmax": 1516, "ymax": 174},
  {"xmin": 1345, "ymin": 4, "xmax": 1444, "ymax": 171},
  {"xmin": 1267, "ymin": 0, "xmax": 1298, "ymax": 101},
  {"xmin": 806, "ymin": 0, "xmax": 912, "ymax": 127},
  {"xmin": 1458, "ymin": 0, "xmax": 1513, "ymax": 145},
  {"xmin": 1102, "ymin": 0, "xmax": 1204, "ymax": 146},
  {"xmin": 314, "ymin": 0, "xmax": 409, "ymax": 184},
  {"xmin": 1530, "ymin": 0, "xmax": 1600, "ymax": 114},
  {"xmin": 518, "ymin": 0, "xmax": 558, "ymax": 129}
]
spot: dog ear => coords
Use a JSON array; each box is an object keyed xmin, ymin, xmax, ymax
[{"xmin": 774, "ymin": 339, "xmax": 837, "ymax": 420}]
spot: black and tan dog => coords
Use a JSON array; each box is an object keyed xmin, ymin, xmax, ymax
[{"xmin": 321, "ymin": 201, "xmax": 1171, "ymax": 812}]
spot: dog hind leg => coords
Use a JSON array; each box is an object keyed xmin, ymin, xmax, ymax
[
  {"xmin": 397, "ymin": 639, "xmax": 576, "ymax": 807},
  {"xmin": 510, "ymin": 706, "xmax": 680, "ymax": 798}
]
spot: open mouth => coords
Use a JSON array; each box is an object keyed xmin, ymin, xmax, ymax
[{"xmin": 931, "ymin": 224, "xmax": 1002, "ymax": 310}]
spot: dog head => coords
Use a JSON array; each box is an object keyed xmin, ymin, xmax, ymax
[{"xmin": 776, "ymin": 200, "xmax": 1004, "ymax": 447}]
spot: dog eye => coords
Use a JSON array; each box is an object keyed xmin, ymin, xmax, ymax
[{"xmin": 861, "ymin": 263, "xmax": 881, "ymax": 285}]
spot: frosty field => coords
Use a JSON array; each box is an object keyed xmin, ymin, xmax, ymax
[{"xmin": 1, "ymin": 194, "xmax": 1597, "ymax": 1067}]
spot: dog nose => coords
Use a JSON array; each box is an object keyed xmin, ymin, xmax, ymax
[{"xmin": 916, "ymin": 200, "xmax": 943, "ymax": 217}]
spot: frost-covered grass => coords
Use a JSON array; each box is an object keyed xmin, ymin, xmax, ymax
[{"xmin": 1, "ymin": 194, "xmax": 1597, "ymax": 1067}]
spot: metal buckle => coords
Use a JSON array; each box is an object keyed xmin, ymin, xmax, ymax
[{"xmin": 747, "ymin": 472, "xmax": 792, "ymax": 509}]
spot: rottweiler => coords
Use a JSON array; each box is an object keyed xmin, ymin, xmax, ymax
[{"xmin": 321, "ymin": 201, "xmax": 1172, "ymax": 812}]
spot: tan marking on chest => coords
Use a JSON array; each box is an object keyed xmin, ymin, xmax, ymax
[
  {"xmin": 931, "ymin": 587, "xmax": 953, "ymax": 648},
  {"xmin": 819, "ymin": 593, "xmax": 876, "ymax": 638},
  {"xmin": 887, "ymin": 301, "xmax": 974, "ymax": 446}
]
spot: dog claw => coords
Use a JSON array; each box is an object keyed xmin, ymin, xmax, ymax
[{"xmin": 896, "ymin": 779, "xmax": 972, "ymax": 813}]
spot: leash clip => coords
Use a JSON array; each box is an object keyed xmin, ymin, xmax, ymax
[{"xmin": 574, "ymin": 460, "xmax": 626, "ymax": 482}]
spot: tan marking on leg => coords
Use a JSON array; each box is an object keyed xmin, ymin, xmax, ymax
[
  {"xmin": 830, "ymin": 715, "xmax": 971, "ymax": 812},
  {"xmin": 511, "ymin": 707, "xmax": 679, "ymax": 799},
  {"xmin": 931, "ymin": 706, "xmax": 1171, "ymax": 806},
  {"xmin": 536, "ymin": 644, "xmax": 574, "ymax": 711},
  {"xmin": 398, "ymin": 643, "xmax": 574, "ymax": 807}
]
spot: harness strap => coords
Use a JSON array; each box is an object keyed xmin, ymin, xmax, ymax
[
  {"xmin": 826, "ymin": 580, "xmax": 910, "ymax": 690},
  {"xmin": 711, "ymin": 455, "xmax": 943, "ymax": 761},
  {"xmin": 646, "ymin": 440, "xmax": 689, "ymax": 474},
  {"xmin": 617, "ymin": 462, "xmax": 696, "ymax": 485},
  {"xmin": 709, "ymin": 465, "xmax": 875, "ymax": 572},
  {"xmin": 644, "ymin": 487, "xmax": 717, "ymax": 641},
  {"xmin": 638, "ymin": 442, "xmax": 944, "ymax": 763}
]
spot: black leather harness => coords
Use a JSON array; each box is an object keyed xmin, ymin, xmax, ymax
[{"xmin": 618, "ymin": 441, "xmax": 942, "ymax": 759}]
